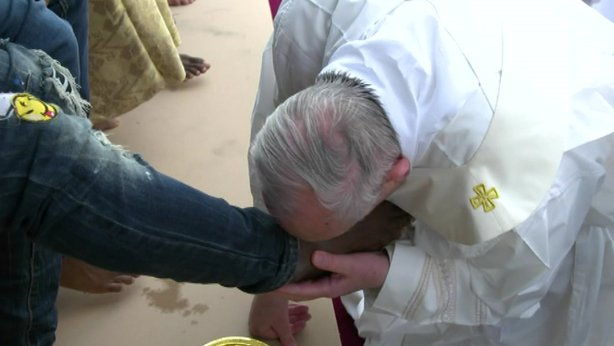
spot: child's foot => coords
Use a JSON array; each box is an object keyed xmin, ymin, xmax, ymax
[
  {"xmin": 168, "ymin": 0, "xmax": 196, "ymax": 6},
  {"xmin": 60, "ymin": 257, "xmax": 137, "ymax": 294},
  {"xmin": 181, "ymin": 54, "xmax": 210, "ymax": 80}
]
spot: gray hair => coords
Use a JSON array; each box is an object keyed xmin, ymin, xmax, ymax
[{"xmin": 250, "ymin": 71, "xmax": 401, "ymax": 224}]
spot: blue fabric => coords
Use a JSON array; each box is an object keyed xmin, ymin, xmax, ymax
[
  {"xmin": 0, "ymin": 41, "xmax": 298, "ymax": 345},
  {"xmin": 0, "ymin": 0, "xmax": 90, "ymax": 100},
  {"xmin": 0, "ymin": 38, "xmax": 88, "ymax": 118}
]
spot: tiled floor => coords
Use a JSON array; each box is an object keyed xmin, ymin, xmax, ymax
[{"xmin": 54, "ymin": 1, "xmax": 341, "ymax": 345}]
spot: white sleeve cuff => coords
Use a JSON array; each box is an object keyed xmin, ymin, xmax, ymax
[{"xmin": 371, "ymin": 240, "xmax": 428, "ymax": 316}]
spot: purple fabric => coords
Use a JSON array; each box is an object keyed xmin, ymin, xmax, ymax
[
  {"xmin": 269, "ymin": 0, "xmax": 282, "ymax": 18},
  {"xmin": 332, "ymin": 297, "xmax": 366, "ymax": 346}
]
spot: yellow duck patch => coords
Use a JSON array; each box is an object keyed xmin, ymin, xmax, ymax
[{"xmin": 11, "ymin": 93, "xmax": 58, "ymax": 122}]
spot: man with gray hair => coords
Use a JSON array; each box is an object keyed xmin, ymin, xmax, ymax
[
  {"xmin": 251, "ymin": 71, "xmax": 405, "ymax": 242},
  {"xmin": 247, "ymin": 0, "xmax": 614, "ymax": 345}
]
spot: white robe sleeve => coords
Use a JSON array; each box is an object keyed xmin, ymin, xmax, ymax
[
  {"xmin": 249, "ymin": 35, "xmax": 275, "ymax": 211},
  {"xmin": 249, "ymin": 0, "xmax": 335, "ymax": 210}
]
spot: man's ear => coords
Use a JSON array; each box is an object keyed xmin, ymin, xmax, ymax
[
  {"xmin": 380, "ymin": 156, "xmax": 410, "ymax": 198},
  {"xmin": 387, "ymin": 156, "xmax": 410, "ymax": 182}
]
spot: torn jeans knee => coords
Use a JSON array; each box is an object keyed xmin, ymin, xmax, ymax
[{"xmin": 0, "ymin": 39, "xmax": 90, "ymax": 118}]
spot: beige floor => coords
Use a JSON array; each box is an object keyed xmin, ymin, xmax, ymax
[{"xmin": 54, "ymin": 1, "xmax": 341, "ymax": 345}]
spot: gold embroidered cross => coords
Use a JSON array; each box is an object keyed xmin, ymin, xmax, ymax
[{"xmin": 470, "ymin": 184, "xmax": 499, "ymax": 212}]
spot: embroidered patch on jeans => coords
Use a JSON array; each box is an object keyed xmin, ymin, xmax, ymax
[{"xmin": 10, "ymin": 93, "xmax": 58, "ymax": 122}]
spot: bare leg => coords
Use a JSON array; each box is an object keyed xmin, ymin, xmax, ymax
[
  {"xmin": 60, "ymin": 257, "xmax": 137, "ymax": 294},
  {"xmin": 181, "ymin": 54, "xmax": 210, "ymax": 80}
]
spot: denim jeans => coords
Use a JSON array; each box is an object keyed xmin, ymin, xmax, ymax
[
  {"xmin": 0, "ymin": 0, "xmax": 90, "ymax": 100},
  {"xmin": 0, "ymin": 41, "xmax": 297, "ymax": 345}
]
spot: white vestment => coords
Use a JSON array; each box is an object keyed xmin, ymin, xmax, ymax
[
  {"xmin": 589, "ymin": 0, "xmax": 614, "ymax": 22},
  {"xmin": 250, "ymin": 0, "xmax": 614, "ymax": 344}
]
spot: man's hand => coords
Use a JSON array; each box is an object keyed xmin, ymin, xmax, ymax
[
  {"xmin": 279, "ymin": 250, "xmax": 390, "ymax": 301},
  {"xmin": 249, "ymin": 293, "xmax": 311, "ymax": 346}
]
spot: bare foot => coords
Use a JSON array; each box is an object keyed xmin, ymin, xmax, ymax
[
  {"xmin": 331, "ymin": 201, "xmax": 410, "ymax": 251},
  {"xmin": 92, "ymin": 117, "xmax": 120, "ymax": 131},
  {"xmin": 168, "ymin": 0, "xmax": 196, "ymax": 6},
  {"xmin": 60, "ymin": 257, "xmax": 137, "ymax": 294},
  {"xmin": 180, "ymin": 54, "xmax": 210, "ymax": 80},
  {"xmin": 294, "ymin": 201, "xmax": 411, "ymax": 281}
]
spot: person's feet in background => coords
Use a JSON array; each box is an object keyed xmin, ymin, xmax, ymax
[
  {"xmin": 92, "ymin": 117, "xmax": 121, "ymax": 131},
  {"xmin": 181, "ymin": 53, "xmax": 210, "ymax": 80},
  {"xmin": 169, "ymin": 0, "xmax": 196, "ymax": 6},
  {"xmin": 60, "ymin": 257, "xmax": 137, "ymax": 294},
  {"xmin": 91, "ymin": 53, "xmax": 209, "ymax": 131}
]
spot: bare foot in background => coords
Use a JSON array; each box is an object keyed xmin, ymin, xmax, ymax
[
  {"xmin": 60, "ymin": 257, "xmax": 137, "ymax": 294},
  {"xmin": 169, "ymin": 0, "xmax": 196, "ymax": 6},
  {"xmin": 181, "ymin": 54, "xmax": 210, "ymax": 80},
  {"xmin": 92, "ymin": 117, "xmax": 120, "ymax": 132}
]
